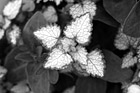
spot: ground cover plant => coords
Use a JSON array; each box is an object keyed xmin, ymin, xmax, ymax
[{"xmin": 0, "ymin": 0, "xmax": 140, "ymax": 93}]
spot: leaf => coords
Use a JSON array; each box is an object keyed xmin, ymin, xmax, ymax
[
  {"xmin": 33, "ymin": 24, "xmax": 61, "ymax": 49},
  {"xmin": 35, "ymin": 64, "xmax": 59, "ymax": 84},
  {"xmin": 64, "ymin": 13, "xmax": 92, "ymax": 45},
  {"xmin": 102, "ymin": 49, "xmax": 133, "ymax": 83},
  {"xmin": 75, "ymin": 77, "xmax": 107, "ymax": 93},
  {"xmin": 15, "ymin": 52, "xmax": 34, "ymax": 62},
  {"xmin": 121, "ymin": 51, "xmax": 137, "ymax": 68},
  {"xmin": 22, "ymin": 11, "xmax": 47, "ymax": 51},
  {"xmin": 103, "ymin": 0, "xmax": 136, "ymax": 24},
  {"xmin": 48, "ymin": 69, "xmax": 59, "ymax": 84},
  {"xmin": 123, "ymin": 1, "xmax": 140, "ymax": 38},
  {"xmin": 4, "ymin": 46, "xmax": 28, "ymax": 83},
  {"xmin": 44, "ymin": 47, "xmax": 73, "ymax": 69},
  {"xmin": 94, "ymin": 2, "xmax": 120, "ymax": 28},
  {"xmin": 86, "ymin": 49, "xmax": 105, "ymax": 77},
  {"xmin": 26, "ymin": 62, "xmax": 50, "ymax": 93}
]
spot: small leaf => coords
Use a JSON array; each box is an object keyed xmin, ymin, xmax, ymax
[
  {"xmin": 123, "ymin": 1, "xmax": 140, "ymax": 38},
  {"xmin": 102, "ymin": 49, "xmax": 133, "ymax": 83},
  {"xmin": 103, "ymin": 0, "xmax": 136, "ymax": 24},
  {"xmin": 121, "ymin": 51, "xmax": 137, "ymax": 68},
  {"xmin": 22, "ymin": 11, "xmax": 47, "ymax": 50},
  {"xmin": 4, "ymin": 46, "xmax": 28, "ymax": 83},
  {"xmin": 15, "ymin": 52, "xmax": 34, "ymax": 62},
  {"xmin": 26, "ymin": 62, "xmax": 50, "ymax": 93},
  {"xmin": 75, "ymin": 77, "xmax": 107, "ymax": 93},
  {"xmin": 36, "ymin": 46, "xmax": 43, "ymax": 57},
  {"xmin": 48, "ymin": 69, "xmax": 59, "ymax": 84}
]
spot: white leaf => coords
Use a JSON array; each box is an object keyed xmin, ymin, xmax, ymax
[
  {"xmin": 54, "ymin": 0, "xmax": 63, "ymax": 5},
  {"xmin": 71, "ymin": 46, "xmax": 88, "ymax": 65},
  {"xmin": 69, "ymin": 0, "xmax": 96, "ymax": 18},
  {"xmin": 0, "ymin": 66, "xmax": 7, "ymax": 78},
  {"xmin": 0, "ymin": 29, "xmax": 4, "ymax": 40},
  {"xmin": 83, "ymin": 49, "xmax": 105, "ymax": 77},
  {"xmin": 8, "ymin": 25, "xmax": 21, "ymax": 45},
  {"xmin": 127, "ymin": 84, "xmax": 140, "ymax": 93},
  {"xmin": 3, "ymin": 0, "xmax": 22, "ymax": 19},
  {"xmin": 122, "ymin": 51, "xmax": 137, "ymax": 68},
  {"xmin": 44, "ymin": 47, "xmax": 73, "ymax": 69},
  {"xmin": 64, "ymin": 13, "xmax": 92, "ymax": 45},
  {"xmin": 34, "ymin": 24, "xmax": 61, "ymax": 49}
]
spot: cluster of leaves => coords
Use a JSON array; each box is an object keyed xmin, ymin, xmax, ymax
[{"xmin": 3, "ymin": 0, "xmax": 140, "ymax": 93}]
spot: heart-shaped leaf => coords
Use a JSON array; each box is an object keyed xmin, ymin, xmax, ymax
[
  {"xmin": 75, "ymin": 77, "xmax": 107, "ymax": 93},
  {"xmin": 4, "ymin": 45, "xmax": 29, "ymax": 83},
  {"xmin": 123, "ymin": 1, "xmax": 140, "ymax": 38},
  {"xmin": 15, "ymin": 52, "xmax": 34, "ymax": 63},
  {"xmin": 102, "ymin": 49, "xmax": 133, "ymax": 83},
  {"xmin": 103, "ymin": 0, "xmax": 136, "ymax": 24},
  {"xmin": 94, "ymin": 2, "xmax": 120, "ymax": 27},
  {"xmin": 22, "ymin": 11, "xmax": 47, "ymax": 51},
  {"xmin": 26, "ymin": 62, "xmax": 50, "ymax": 93}
]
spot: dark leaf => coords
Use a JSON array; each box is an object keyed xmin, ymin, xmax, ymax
[
  {"xmin": 103, "ymin": 0, "xmax": 136, "ymax": 24},
  {"xmin": 36, "ymin": 46, "xmax": 43, "ymax": 57},
  {"xmin": 102, "ymin": 49, "xmax": 133, "ymax": 83},
  {"xmin": 26, "ymin": 62, "xmax": 50, "ymax": 93},
  {"xmin": 75, "ymin": 77, "xmax": 107, "ymax": 93},
  {"xmin": 22, "ymin": 11, "xmax": 47, "ymax": 51},
  {"xmin": 4, "ymin": 46, "xmax": 28, "ymax": 83},
  {"xmin": 123, "ymin": 1, "xmax": 140, "ymax": 38},
  {"xmin": 34, "ymin": 64, "xmax": 59, "ymax": 84},
  {"xmin": 94, "ymin": 2, "xmax": 120, "ymax": 27},
  {"xmin": 48, "ymin": 70, "xmax": 59, "ymax": 84},
  {"xmin": 15, "ymin": 52, "xmax": 34, "ymax": 62}
]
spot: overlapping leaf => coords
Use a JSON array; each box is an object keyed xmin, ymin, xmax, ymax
[
  {"xmin": 44, "ymin": 47, "xmax": 73, "ymax": 69},
  {"xmin": 85, "ymin": 49, "xmax": 105, "ymax": 77},
  {"xmin": 64, "ymin": 13, "xmax": 92, "ymax": 45},
  {"xmin": 103, "ymin": 0, "xmax": 136, "ymax": 24},
  {"xmin": 26, "ymin": 62, "xmax": 50, "ymax": 93},
  {"xmin": 22, "ymin": 11, "xmax": 47, "ymax": 51},
  {"xmin": 102, "ymin": 49, "xmax": 133, "ymax": 83},
  {"xmin": 123, "ymin": 1, "xmax": 140, "ymax": 38},
  {"xmin": 34, "ymin": 24, "xmax": 61, "ymax": 49},
  {"xmin": 4, "ymin": 45, "xmax": 28, "ymax": 83},
  {"xmin": 94, "ymin": 2, "xmax": 120, "ymax": 27}
]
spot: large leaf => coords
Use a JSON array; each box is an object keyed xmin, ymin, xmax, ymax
[
  {"xmin": 26, "ymin": 62, "xmax": 50, "ymax": 93},
  {"xmin": 4, "ymin": 45, "xmax": 28, "ymax": 83},
  {"xmin": 94, "ymin": 2, "xmax": 120, "ymax": 28},
  {"xmin": 103, "ymin": 0, "xmax": 136, "ymax": 24},
  {"xmin": 22, "ymin": 11, "xmax": 47, "ymax": 51},
  {"xmin": 123, "ymin": 1, "xmax": 140, "ymax": 38},
  {"xmin": 102, "ymin": 49, "xmax": 133, "ymax": 83},
  {"xmin": 75, "ymin": 77, "xmax": 107, "ymax": 93}
]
